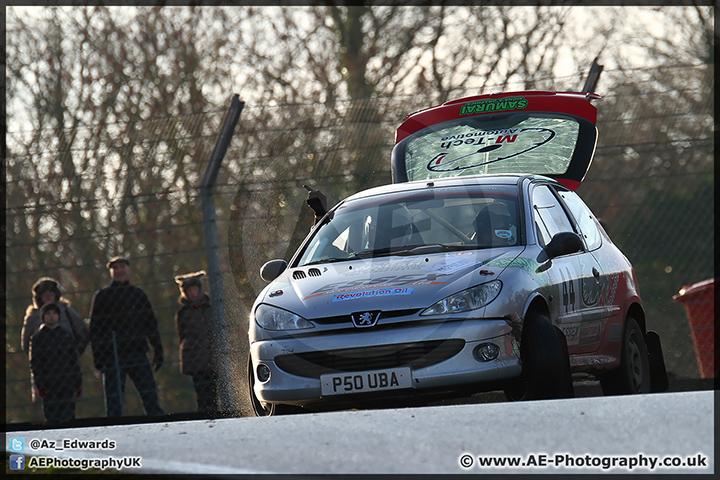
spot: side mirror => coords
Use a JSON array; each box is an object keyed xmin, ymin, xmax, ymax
[
  {"xmin": 260, "ymin": 259, "xmax": 287, "ymax": 282},
  {"xmin": 545, "ymin": 232, "xmax": 584, "ymax": 259}
]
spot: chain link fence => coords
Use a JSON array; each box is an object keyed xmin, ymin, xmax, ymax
[{"xmin": 6, "ymin": 64, "xmax": 713, "ymax": 424}]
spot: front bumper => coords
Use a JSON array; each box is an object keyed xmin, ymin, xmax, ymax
[{"xmin": 250, "ymin": 318, "xmax": 521, "ymax": 405}]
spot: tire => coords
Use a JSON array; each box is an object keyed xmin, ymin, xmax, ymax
[
  {"xmin": 248, "ymin": 355, "xmax": 276, "ymax": 416},
  {"xmin": 504, "ymin": 312, "xmax": 571, "ymax": 401},
  {"xmin": 600, "ymin": 317, "xmax": 651, "ymax": 395},
  {"xmin": 247, "ymin": 355, "xmax": 303, "ymax": 417}
]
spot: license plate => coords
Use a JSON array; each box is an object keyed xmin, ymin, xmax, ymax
[{"xmin": 320, "ymin": 367, "xmax": 412, "ymax": 396}]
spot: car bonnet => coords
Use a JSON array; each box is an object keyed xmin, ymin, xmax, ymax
[{"xmin": 259, "ymin": 247, "xmax": 524, "ymax": 319}]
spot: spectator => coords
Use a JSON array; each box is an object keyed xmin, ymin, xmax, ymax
[
  {"xmin": 89, "ymin": 256, "xmax": 165, "ymax": 417},
  {"xmin": 175, "ymin": 271, "xmax": 218, "ymax": 413},
  {"xmin": 29, "ymin": 303, "xmax": 82, "ymax": 422},
  {"xmin": 21, "ymin": 277, "xmax": 88, "ymax": 403},
  {"xmin": 21, "ymin": 277, "xmax": 89, "ymax": 355}
]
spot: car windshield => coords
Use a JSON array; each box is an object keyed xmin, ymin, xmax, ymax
[{"xmin": 296, "ymin": 185, "xmax": 522, "ymax": 267}]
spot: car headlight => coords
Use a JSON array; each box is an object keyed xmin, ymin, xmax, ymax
[
  {"xmin": 420, "ymin": 280, "xmax": 502, "ymax": 316},
  {"xmin": 254, "ymin": 304, "xmax": 315, "ymax": 331}
]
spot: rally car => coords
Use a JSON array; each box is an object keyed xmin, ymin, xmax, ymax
[{"xmin": 247, "ymin": 91, "xmax": 668, "ymax": 416}]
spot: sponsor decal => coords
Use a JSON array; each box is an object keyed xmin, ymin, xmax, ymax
[
  {"xmin": 427, "ymin": 127, "xmax": 556, "ymax": 173},
  {"xmin": 582, "ymin": 275, "xmax": 601, "ymax": 306},
  {"xmin": 304, "ymin": 272, "xmax": 448, "ymax": 300},
  {"xmin": 495, "ymin": 229, "xmax": 513, "ymax": 239},
  {"xmin": 486, "ymin": 256, "xmax": 537, "ymax": 275},
  {"xmin": 484, "ymin": 256, "xmax": 551, "ymax": 287},
  {"xmin": 579, "ymin": 323, "xmax": 602, "ymax": 345},
  {"xmin": 425, "ymin": 256, "xmax": 482, "ymax": 274},
  {"xmin": 332, "ymin": 287, "xmax": 414, "ymax": 302},
  {"xmin": 341, "ymin": 257, "xmax": 429, "ymax": 276},
  {"xmin": 459, "ymin": 96, "xmax": 528, "ymax": 116},
  {"xmin": 562, "ymin": 325, "xmax": 580, "ymax": 345}
]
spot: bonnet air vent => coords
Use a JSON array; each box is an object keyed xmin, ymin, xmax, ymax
[{"xmin": 292, "ymin": 268, "xmax": 322, "ymax": 280}]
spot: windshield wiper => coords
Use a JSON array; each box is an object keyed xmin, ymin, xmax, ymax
[
  {"xmin": 351, "ymin": 244, "xmax": 480, "ymax": 258},
  {"xmin": 350, "ymin": 247, "xmax": 398, "ymax": 259},
  {"xmin": 302, "ymin": 257, "xmax": 354, "ymax": 266},
  {"xmin": 401, "ymin": 244, "xmax": 481, "ymax": 254},
  {"xmin": 305, "ymin": 244, "xmax": 483, "ymax": 265}
]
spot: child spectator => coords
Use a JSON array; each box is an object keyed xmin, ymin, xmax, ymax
[
  {"xmin": 29, "ymin": 303, "xmax": 82, "ymax": 422},
  {"xmin": 21, "ymin": 277, "xmax": 88, "ymax": 356}
]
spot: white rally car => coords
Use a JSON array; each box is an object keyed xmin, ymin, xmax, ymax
[{"xmin": 247, "ymin": 91, "xmax": 668, "ymax": 416}]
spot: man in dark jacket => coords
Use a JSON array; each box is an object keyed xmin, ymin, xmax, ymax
[
  {"xmin": 89, "ymin": 256, "xmax": 164, "ymax": 417},
  {"xmin": 29, "ymin": 302, "xmax": 82, "ymax": 422},
  {"xmin": 175, "ymin": 271, "xmax": 218, "ymax": 413}
]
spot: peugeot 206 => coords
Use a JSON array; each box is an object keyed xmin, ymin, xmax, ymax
[{"xmin": 247, "ymin": 91, "xmax": 668, "ymax": 416}]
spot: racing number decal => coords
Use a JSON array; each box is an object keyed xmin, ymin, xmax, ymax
[
  {"xmin": 558, "ymin": 267, "xmax": 577, "ymax": 313},
  {"xmin": 557, "ymin": 266, "xmax": 581, "ymax": 347},
  {"xmin": 562, "ymin": 278, "xmax": 576, "ymax": 313},
  {"xmin": 562, "ymin": 325, "xmax": 579, "ymax": 339}
]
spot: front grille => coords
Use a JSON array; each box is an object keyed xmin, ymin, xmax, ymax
[
  {"xmin": 274, "ymin": 339, "xmax": 465, "ymax": 378},
  {"xmin": 312, "ymin": 308, "xmax": 420, "ymax": 325}
]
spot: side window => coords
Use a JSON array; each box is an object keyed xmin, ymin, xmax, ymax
[
  {"xmin": 532, "ymin": 185, "xmax": 575, "ymax": 246},
  {"xmin": 558, "ymin": 190, "xmax": 602, "ymax": 251}
]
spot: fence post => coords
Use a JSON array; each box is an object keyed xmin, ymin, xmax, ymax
[{"xmin": 200, "ymin": 94, "xmax": 244, "ymax": 412}]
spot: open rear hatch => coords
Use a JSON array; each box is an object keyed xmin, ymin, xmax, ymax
[{"xmin": 392, "ymin": 91, "xmax": 599, "ymax": 190}]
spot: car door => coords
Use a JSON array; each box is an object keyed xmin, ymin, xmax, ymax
[
  {"xmin": 532, "ymin": 183, "xmax": 605, "ymax": 355},
  {"xmin": 555, "ymin": 187, "xmax": 618, "ymax": 350}
]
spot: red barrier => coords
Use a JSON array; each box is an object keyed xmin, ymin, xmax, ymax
[{"xmin": 673, "ymin": 278, "xmax": 715, "ymax": 378}]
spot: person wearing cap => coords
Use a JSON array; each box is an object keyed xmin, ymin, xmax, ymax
[
  {"xmin": 89, "ymin": 256, "xmax": 165, "ymax": 417},
  {"xmin": 175, "ymin": 271, "xmax": 218, "ymax": 413},
  {"xmin": 29, "ymin": 302, "xmax": 83, "ymax": 422},
  {"xmin": 21, "ymin": 277, "xmax": 88, "ymax": 403}
]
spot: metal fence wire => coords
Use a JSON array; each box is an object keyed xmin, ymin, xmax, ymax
[{"xmin": 5, "ymin": 64, "xmax": 713, "ymax": 423}]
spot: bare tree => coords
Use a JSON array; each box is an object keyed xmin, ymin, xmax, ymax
[{"xmin": 6, "ymin": 6, "xmax": 245, "ymax": 418}]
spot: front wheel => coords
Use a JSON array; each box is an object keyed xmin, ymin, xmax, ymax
[
  {"xmin": 600, "ymin": 317, "xmax": 651, "ymax": 395},
  {"xmin": 248, "ymin": 355, "xmax": 276, "ymax": 416},
  {"xmin": 247, "ymin": 355, "xmax": 303, "ymax": 417},
  {"xmin": 504, "ymin": 312, "xmax": 572, "ymax": 401}
]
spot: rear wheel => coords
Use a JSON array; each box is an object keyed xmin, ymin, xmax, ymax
[
  {"xmin": 600, "ymin": 317, "xmax": 651, "ymax": 395},
  {"xmin": 504, "ymin": 312, "xmax": 571, "ymax": 401}
]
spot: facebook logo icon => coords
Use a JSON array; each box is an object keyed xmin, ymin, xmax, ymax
[
  {"xmin": 10, "ymin": 455, "xmax": 25, "ymax": 470},
  {"xmin": 9, "ymin": 437, "xmax": 24, "ymax": 452}
]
